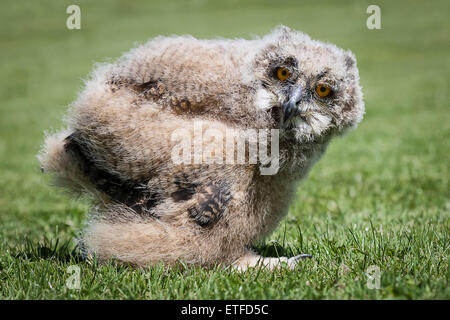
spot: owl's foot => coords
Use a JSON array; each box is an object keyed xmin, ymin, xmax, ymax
[
  {"xmin": 289, "ymin": 254, "xmax": 313, "ymax": 263},
  {"xmin": 233, "ymin": 251, "xmax": 312, "ymax": 272}
]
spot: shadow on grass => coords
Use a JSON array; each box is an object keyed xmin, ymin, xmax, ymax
[
  {"xmin": 14, "ymin": 237, "xmax": 85, "ymax": 263},
  {"xmin": 253, "ymin": 240, "xmax": 297, "ymax": 258},
  {"xmin": 14, "ymin": 237, "xmax": 301, "ymax": 267}
]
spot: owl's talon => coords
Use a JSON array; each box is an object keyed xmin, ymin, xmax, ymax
[
  {"xmin": 288, "ymin": 254, "xmax": 313, "ymax": 263},
  {"xmin": 287, "ymin": 254, "xmax": 313, "ymax": 271}
]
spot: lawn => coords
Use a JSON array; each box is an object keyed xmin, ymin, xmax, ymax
[{"xmin": 0, "ymin": 0, "xmax": 448, "ymax": 299}]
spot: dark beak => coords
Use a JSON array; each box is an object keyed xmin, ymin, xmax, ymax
[{"xmin": 283, "ymin": 86, "xmax": 303, "ymax": 122}]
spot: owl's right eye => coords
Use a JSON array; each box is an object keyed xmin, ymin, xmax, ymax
[{"xmin": 276, "ymin": 67, "xmax": 291, "ymax": 81}]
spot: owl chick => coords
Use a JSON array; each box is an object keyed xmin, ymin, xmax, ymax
[{"xmin": 39, "ymin": 26, "xmax": 364, "ymax": 271}]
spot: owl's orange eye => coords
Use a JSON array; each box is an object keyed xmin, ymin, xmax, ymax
[
  {"xmin": 276, "ymin": 67, "xmax": 290, "ymax": 81},
  {"xmin": 315, "ymin": 84, "xmax": 332, "ymax": 98}
]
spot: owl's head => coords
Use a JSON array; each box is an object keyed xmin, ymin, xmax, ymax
[{"xmin": 249, "ymin": 26, "xmax": 364, "ymax": 142}]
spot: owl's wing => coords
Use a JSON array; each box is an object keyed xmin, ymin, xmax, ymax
[
  {"xmin": 55, "ymin": 130, "xmax": 236, "ymax": 226},
  {"xmin": 43, "ymin": 37, "xmax": 255, "ymax": 219},
  {"xmin": 62, "ymin": 132, "xmax": 163, "ymax": 213},
  {"xmin": 179, "ymin": 180, "xmax": 232, "ymax": 227}
]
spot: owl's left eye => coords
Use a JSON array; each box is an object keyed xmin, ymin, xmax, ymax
[
  {"xmin": 315, "ymin": 84, "xmax": 332, "ymax": 98},
  {"xmin": 276, "ymin": 67, "xmax": 291, "ymax": 81}
]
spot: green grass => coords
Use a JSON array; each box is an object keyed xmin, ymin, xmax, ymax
[{"xmin": 0, "ymin": 0, "xmax": 448, "ymax": 299}]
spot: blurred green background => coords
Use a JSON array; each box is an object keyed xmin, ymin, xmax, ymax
[{"xmin": 0, "ymin": 0, "xmax": 448, "ymax": 299}]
